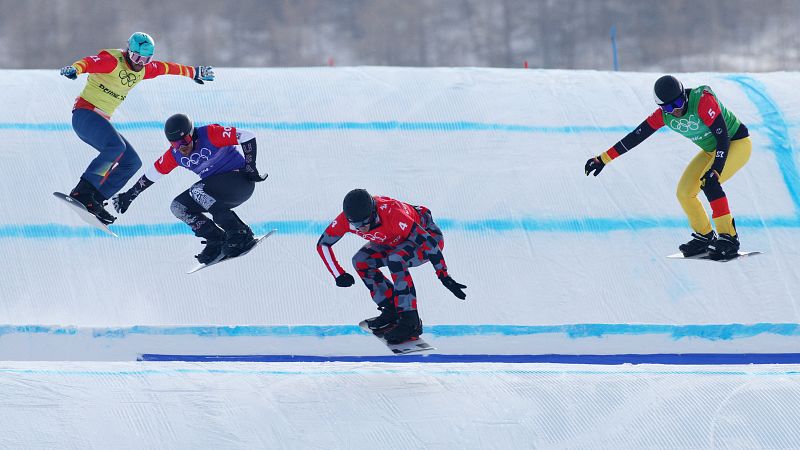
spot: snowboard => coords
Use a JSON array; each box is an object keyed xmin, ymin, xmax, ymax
[
  {"xmin": 53, "ymin": 192, "xmax": 117, "ymax": 237},
  {"xmin": 666, "ymin": 250, "xmax": 762, "ymax": 262},
  {"xmin": 358, "ymin": 319, "xmax": 435, "ymax": 355},
  {"xmin": 187, "ymin": 229, "xmax": 277, "ymax": 274}
]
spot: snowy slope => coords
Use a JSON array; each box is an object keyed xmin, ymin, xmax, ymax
[
  {"xmin": 0, "ymin": 68, "xmax": 798, "ymax": 359},
  {"xmin": 1, "ymin": 361, "xmax": 800, "ymax": 449}
]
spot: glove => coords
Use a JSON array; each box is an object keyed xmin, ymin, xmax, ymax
[
  {"xmin": 335, "ymin": 273, "xmax": 355, "ymax": 287},
  {"xmin": 244, "ymin": 172, "xmax": 268, "ymax": 182},
  {"xmin": 193, "ymin": 66, "xmax": 215, "ymax": 84},
  {"xmin": 112, "ymin": 191, "xmax": 135, "ymax": 214},
  {"xmin": 60, "ymin": 66, "xmax": 77, "ymax": 80},
  {"xmin": 440, "ymin": 275, "xmax": 467, "ymax": 300},
  {"xmin": 701, "ymin": 169, "xmax": 720, "ymax": 188},
  {"xmin": 584, "ymin": 156, "xmax": 605, "ymax": 176},
  {"xmin": 243, "ymin": 166, "xmax": 268, "ymax": 182}
]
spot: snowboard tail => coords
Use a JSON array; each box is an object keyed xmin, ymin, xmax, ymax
[{"xmin": 53, "ymin": 192, "xmax": 117, "ymax": 237}]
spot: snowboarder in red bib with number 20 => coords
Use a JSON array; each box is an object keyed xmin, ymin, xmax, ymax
[
  {"xmin": 317, "ymin": 189, "xmax": 467, "ymax": 344},
  {"xmin": 112, "ymin": 114, "xmax": 267, "ymax": 264}
]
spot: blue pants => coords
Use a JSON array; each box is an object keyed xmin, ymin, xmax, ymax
[{"xmin": 72, "ymin": 109, "xmax": 142, "ymax": 199}]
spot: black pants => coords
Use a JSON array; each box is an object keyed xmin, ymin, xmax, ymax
[{"xmin": 170, "ymin": 171, "xmax": 255, "ymax": 239}]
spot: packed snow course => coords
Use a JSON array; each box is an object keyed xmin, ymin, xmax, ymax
[
  {"xmin": 3, "ymin": 67, "xmax": 800, "ymax": 449},
  {"xmin": 1, "ymin": 68, "xmax": 798, "ymax": 361}
]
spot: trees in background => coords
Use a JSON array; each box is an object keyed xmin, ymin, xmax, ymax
[{"xmin": 2, "ymin": 0, "xmax": 799, "ymax": 71}]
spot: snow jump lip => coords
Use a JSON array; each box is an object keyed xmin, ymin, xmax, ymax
[
  {"xmin": 5, "ymin": 323, "xmax": 800, "ymax": 362},
  {"xmin": 137, "ymin": 353, "xmax": 800, "ymax": 365}
]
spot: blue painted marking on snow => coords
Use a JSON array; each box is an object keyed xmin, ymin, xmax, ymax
[
  {"xmin": 0, "ymin": 120, "xmax": 636, "ymax": 134},
  {"xmin": 4, "ymin": 78, "xmax": 797, "ymax": 239},
  {"xmin": 4, "ymin": 365, "xmax": 800, "ymax": 375},
  {"xmin": 0, "ymin": 119, "xmax": 796, "ymax": 133},
  {"xmin": 0, "ymin": 325, "xmax": 77, "ymax": 335},
  {"xmin": 728, "ymin": 75, "xmax": 800, "ymax": 214},
  {"xmin": 3, "ymin": 214, "xmax": 799, "ymax": 239},
  {"xmin": 137, "ymin": 353, "xmax": 800, "ymax": 365},
  {"xmin": 3, "ymin": 323, "xmax": 800, "ymax": 340}
]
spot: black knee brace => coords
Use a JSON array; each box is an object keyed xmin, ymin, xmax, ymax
[{"xmin": 701, "ymin": 177, "xmax": 725, "ymax": 202}]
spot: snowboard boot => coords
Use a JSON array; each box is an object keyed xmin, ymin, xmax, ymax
[
  {"xmin": 195, "ymin": 225, "xmax": 226, "ymax": 264},
  {"xmin": 69, "ymin": 178, "xmax": 117, "ymax": 225},
  {"xmin": 678, "ymin": 230, "xmax": 716, "ymax": 257},
  {"xmin": 223, "ymin": 224, "xmax": 257, "ymax": 258},
  {"xmin": 384, "ymin": 310, "xmax": 423, "ymax": 345},
  {"xmin": 364, "ymin": 299, "xmax": 400, "ymax": 333},
  {"xmin": 195, "ymin": 239, "xmax": 225, "ymax": 264},
  {"xmin": 707, "ymin": 233, "xmax": 740, "ymax": 260}
]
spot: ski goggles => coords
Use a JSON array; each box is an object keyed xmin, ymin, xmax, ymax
[
  {"xmin": 660, "ymin": 96, "xmax": 686, "ymax": 114},
  {"xmin": 128, "ymin": 51, "xmax": 153, "ymax": 65},
  {"xmin": 169, "ymin": 134, "xmax": 193, "ymax": 150},
  {"xmin": 348, "ymin": 212, "xmax": 376, "ymax": 230}
]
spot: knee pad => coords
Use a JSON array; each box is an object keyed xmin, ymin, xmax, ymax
[{"xmin": 701, "ymin": 178, "xmax": 725, "ymax": 202}]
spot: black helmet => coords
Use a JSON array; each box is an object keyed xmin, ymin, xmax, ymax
[
  {"xmin": 164, "ymin": 113, "xmax": 193, "ymax": 141},
  {"xmin": 653, "ymin": 75, "xmax": 685, "ymax": 106},
  {"xmin": 343, "ymin": 189, "xmax": 376, "ymax": 226}
]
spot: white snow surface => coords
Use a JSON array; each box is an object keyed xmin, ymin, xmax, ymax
[
  {"xmin": 1, "ymin": 68, "xmax": 797, "ymax": 328},
  {"xmin": 1, "ymin": 67, "xmax": 800, "ymax": 447},
  {"xmin": 1, "ymin": 361, "xmax": 800, "ymax": 449},
  {"xmin": 2, "ymin": 68, "xmax": 799, "ymax": 360}
]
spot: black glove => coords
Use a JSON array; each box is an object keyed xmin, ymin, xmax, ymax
[
  {"xmin": 701, "ymin": 169, "xmax": 720, "ymax": 188},
  {"xmin": 335, "ymin": 273, "xmax": 355, "ymax": 287},
  {"xmin": 111, "ymin": 175, "xmax": 153, "ymax": 213},
  {"xmin": 243, "ymin": 166, "xmax": 268, "ymax": 182},
  {"xmin": 585, "ymin": 156, "xmax": 605, "ymax": 176},
  {"xmin": 440, "ymin": 275, "xmax": 467, "ymax": 300},
  {"xmin": 112, "ymin": 190, "xmax": 135, "ymax": 214}
]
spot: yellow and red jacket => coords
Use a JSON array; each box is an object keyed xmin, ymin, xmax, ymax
[{"xmin": 70, "ymin": 48, "xmax": 197, "ymax": 118}]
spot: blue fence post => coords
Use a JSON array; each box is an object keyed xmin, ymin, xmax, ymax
[{"xmin": 610, "ymin": 26, "xmax": 619, "ymax": 71}]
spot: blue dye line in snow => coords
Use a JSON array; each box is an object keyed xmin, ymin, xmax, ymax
[
  {"xmin": 0, "ymin": 121, "xmax": 635, "ymax": 134},
  {"xmin": 0, "ymin": 119, "xmax": 796, "ymax": 133},
  {"xmin": 2, "ymin": 323, "xmax": 800, "ymax": 340},
  {"xmin": 728, "ymin": 75, "xmax": 800, "ymax": 214},
  {"xmin": 137, "ymin": 353, "xmax": 800, "ymax": 365},
  {"xmin": 3, "ymin": 365, "xmax": 800, "ymax": 376},
  {"xmin": 3, "ymin": 214, "xmax": 800, "ymax": 239},
  {"xmin": 4, "ymin": 77, "xmax": 797, "ymax": 239}
]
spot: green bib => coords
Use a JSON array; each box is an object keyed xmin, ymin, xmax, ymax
[
  {"xmin": 78, "ymin": 48, "xmax": 143, "ymax": 117},
  {"xmin": 661, "ymin": 85, "xmax": 741, "ymax": 152}
]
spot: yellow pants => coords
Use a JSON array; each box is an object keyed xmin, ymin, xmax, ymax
[{"xmin": 676, "ymin": 137, "xmax": 752, "ymax": 236}]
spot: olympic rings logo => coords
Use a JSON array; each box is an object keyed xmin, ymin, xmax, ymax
[
  {"xmin": 669, "ymin": 117, "xmax": 700, "ymax": 133},
  {"xmin": 357, "ymin": 230, "xmax": 387, "ymax": 242},
  {"xmin": 180, "ymin": 147, "xmax": 212, "ymax": 167},
  {"xmin": 118, "ymin": 70, "xmax": 138, "ymax": 87}
]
